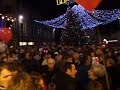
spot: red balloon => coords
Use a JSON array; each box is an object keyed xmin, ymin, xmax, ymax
[
  {"xmin": 0, "ymin": 27, "xmax": 12, "ymax": 43},
  {"xmin": 75, "ymin": 0, "xmax": 101, "ymax": 11}
]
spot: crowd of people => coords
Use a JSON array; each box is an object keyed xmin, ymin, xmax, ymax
[{"xmin": 0, "ymin": 43, "xmax": 120, "ymax": 90}]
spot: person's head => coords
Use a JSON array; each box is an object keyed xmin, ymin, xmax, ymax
[
  {"xmin": 68, "ymin": 49, "xmax": 73, "ymax": 55},
  {"xmin": 90, "ymin": 52, "xmax": 95, "ymax": 57},
  {"xmin": 55, "ymin": 54, "xmax": 62, "ymax": 62},
  {"xmin": 63, "ymin": 62, "xmax": 77, "ymax": 78},
  {"xmin": 73, "ymin": 53, "xmax": 79, "ymax": 60},
  {"xmin": 82, "ymin": 54, "xmax": 92, "ymax": 66},
  {"xmin": 105, "ymin": 58, "xmax": 116, "ymax": 67},
  {"xmin": 0, "ymin": 62, "xmax": 18, "ymax": 89},
  {"xmin": 44, "ymin": 53, "xmax": 51, "ymax": 59},
  {"xmin": 88, "ymin": 64, "xmax": 106, "ymax": 80},
  {"xmin": 30, "ymin": 71, "xmax": 45, "ymax": 90},
  {"xmin": 25, "ymin": 52, "xmax": 33, "ymax": 60},
  {"xmin": 66, "ymin": 55, "xmax": 73, "ymax": 63},
  {"xmin": 107, "ymin": 51, "xmax": 112, "ymax": 57},
  {"xmin": 95, "ymin": 48, "xmax": 102, "ymax": 56},
  {"xmin": 0, "ymin": 61, "xmax": 36, "ymax": 90},
  {"xmin": 47, "ymin": 58, "xmax": 55, "ymax": 70}
]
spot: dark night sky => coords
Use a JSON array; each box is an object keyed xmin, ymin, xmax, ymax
[
  {"xmin": 22, "ymin": 0, "xmax": 67, "ymax": 19},
  {"xmin": 0, "ymin": 0, "xmax": 119, "ymax": 41},
  {"xmin": 22, "ymin": 0, "xmax": 120, "ymax": 19},
  {"xmin": 21, "ymin": 0, "xmax": 120, "ymax": 20},
  {"xmin": 0, "ymin": 0, "xmax": 120, "ymax": 19}
]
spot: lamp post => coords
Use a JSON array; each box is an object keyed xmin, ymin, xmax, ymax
[
  {"xmin": 1, "ymin": 16, "xmax": 4, "ymax": 28},
  {"xmin": 18, "ymin": 15, "xmax": 23, "ymax": 42},
  {"xmin": 53, "ymin": 28, "xmax": 55, "ymax": 44},
  {"xmin": 19, "ymin": 15, "xmax": 23, "ymax": 23}
]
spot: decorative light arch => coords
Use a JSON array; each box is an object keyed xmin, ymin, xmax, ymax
[{"xmin": 35, "ymin": 5, "xmax": 120, "ymax": 30}]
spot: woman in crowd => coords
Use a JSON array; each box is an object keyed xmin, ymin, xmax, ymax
[
  {"xmin": 87, "ymin": 64, "xmax": 106, "ymax": 90},
  {"xmin": 0, "ymin": 61, "xmax": 43, "ymax": 90}
]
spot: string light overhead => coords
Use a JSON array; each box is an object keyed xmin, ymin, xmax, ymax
[
  {"xmin": 0, "ymin": 13, "xmax": 16, "ymax": 28},
  {"xmin": 0, "ymin": 13, "xmax": 16, "ymax": 22},
  {"xmin": 35, "ymin": 5, "xmax": 120, "ymax": 30}
]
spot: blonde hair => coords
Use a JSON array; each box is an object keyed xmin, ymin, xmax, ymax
[
  {"xmin": 7, "ymin": 72, "xmax": 36, "ymax": 90},
  {"xmin": 91, "ymin": 64, "xmax": 106, "ymax": 77}
]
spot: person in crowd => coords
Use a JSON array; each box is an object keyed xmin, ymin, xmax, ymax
[
  {"xmin": 33, "ymin": 51, "xmax": 41, "ymax": 61},
  {"xmin": 106, "ymin": 50, "xmax": 118, "ymax": 63},
  {"xmin": 55, "ymin": 54, "xmax": 63, "ymax": 70},
  {"xmin": 56, "ymin": 62, "xmax": 77, "ymax": 90},
  {"xmin": 67, "ymin": 48, "xmax": 74, "ymax": 56},
  {"xmin": 95, "ymin": 48, "xmax": 104, "ymax": 64},
  {"xmin": 76, "ymin": 54, "xmax": 91, "ymax": 90},
  {"xmin": 30, "ymin": 71, "xmax": 47, "ymax": 90},
  {"xmin": 66, "ymin": 54, "xmax": 74, "ymax": 63},
  {"xmin": 87, "ymin": 64, "xmax": 106, "ymax": 90},
  {"xmin": 105, "ymin": 58, "xmax": 118, "ymax": 90},
  {"xmin": 41, "ymin": 53, "xmax": 52, "ymax": 66},
  {"xmin": 73, "ymin": 52, "xmax": 80, "ymax": 68},
  {"xmin": 115, "ymin": 60, "xmax": 120, "ymax": 90},
  {"xmin": 21, "ymin": 51, "xmax": 40, "ymax": 73},
  {"xmin": 0, "ymin": 61, "xmax": 37, "ymax": 90},
  {"xmin": 19, "ymin": 48, "xmax": 26, "ymax": 61},
  {"xmin": 90, "ymin": 52, "xmax": 100, "ymax": 64},
  {"xmin": 41, "ymin": 58, "xmax": 57, "ymax": 87}
]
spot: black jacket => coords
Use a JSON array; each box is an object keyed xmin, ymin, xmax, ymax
[{"xmin": 56, "ymin": 71, "xmax": 77, "ymax": 90}]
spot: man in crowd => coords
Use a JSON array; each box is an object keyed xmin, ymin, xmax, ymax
[
  {"xmin": 41, "ymin": 58, "xmax": 57, "ymax": 86},
  {"xmin": 56, "ymin": 62, "xmax": 77, "ymax": 90}
]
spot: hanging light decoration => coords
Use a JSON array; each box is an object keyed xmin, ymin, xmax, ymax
[{"xmin": 35, "ymin": 5, "xmax": 120, "ymax": 30}]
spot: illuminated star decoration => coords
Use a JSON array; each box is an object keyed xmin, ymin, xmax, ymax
[{"xmin": 35, "ymin": 5, "xmax": 120, "ymax": 30}]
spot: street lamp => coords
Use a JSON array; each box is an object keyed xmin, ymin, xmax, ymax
[
  {"xmin": 19, "ymin": 15, "xmax": 23, "ymax": 23},
  {"xmin": 18, "ymin": 15, "xmax": 24, "ymax": 42},
  {"xmin": 53, "ymin": 28, "xmax": 55, "ymax": 44},
  {"xmin": 53, "ymin": 28, "xmax": 55, "ymax": 38},
  {"xmin": 2, "ymin": 16, "xmax": 5, "ymax": 19}
]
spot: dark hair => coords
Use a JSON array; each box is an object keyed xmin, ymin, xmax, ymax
[
  {"xmin": 0, "ymin": 61, "xmax": 23, "ymax": 72},
  {"xmin": 0, "ymin": 61, "xmax": 19, "ymax": 72},
  {"xmin": 66, "ymin": 54, "xmax": 73, "ymax": 59},
  {"xmin": 81, "ymin": 54, "xmax": 91, "ymax": 64},
  {"xmin": 62, "ymin": 62, "xmax": 73, "ymax": 72},
  {"xmin": 30, "ymin": 71, "xmax": 44, "ymax": 90}
]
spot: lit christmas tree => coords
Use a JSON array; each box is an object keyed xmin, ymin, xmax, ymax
[{"xmin": 61, "ymin": 8, "xmax": 85, "ymax": 45}]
